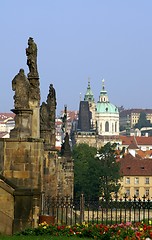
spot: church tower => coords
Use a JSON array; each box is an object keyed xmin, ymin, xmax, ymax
[{"xmin": 84, "ymin": 79, "xmax": 96, "ymax": 129}]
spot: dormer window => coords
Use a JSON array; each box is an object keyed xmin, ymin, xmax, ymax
[{"xmin": 106, "ymin": 107, "xmax": 108, "ymax": 112}]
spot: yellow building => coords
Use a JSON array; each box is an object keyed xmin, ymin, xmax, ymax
[{"xmin": 119, "ymin": 154, "xmax": 152, "ymax": 199}]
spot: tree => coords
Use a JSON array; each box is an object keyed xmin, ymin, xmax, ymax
[
  {"xmin": 134, "ymin": 112, "xmax": 152, "ymax": 129},
  {"xmin": 95, "ymin": 142, "xmax": 121, "ymax": 201},
  {"xmin": 72, "ymin": 143, "xmax": 101, "ymax": 199}
]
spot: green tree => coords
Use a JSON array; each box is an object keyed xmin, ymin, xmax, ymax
[
  {"xmin": 95, "ymin": 142, "xmax": 121, "ymax": 201},
  {"xmin": 72, "ymin": 143, "xmax": 101, "ymax": 199},
  {"xmin": 134, "ymin": 112, "xmax": 152, "ymax": 129}
]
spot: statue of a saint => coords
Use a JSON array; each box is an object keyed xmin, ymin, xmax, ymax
[
  {"xmin": 47, "ymin": 84, "xmax": 57, "ymax": 128},
  {"xmin": 12, "ymin": 69, "xmax": 29, "ymax": 109},
  {"xmin": 40, "ymin": 102, "xmax": 49, "ymax": 130},
  {"xmin": 26, "ymin": 37, "xmax": 38, "ymax": 77},
  {"xmin": 61, "ymin": 132, "xmax": 71, "ymax": 156}
]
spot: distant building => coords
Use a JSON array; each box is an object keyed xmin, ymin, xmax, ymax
[
  {"xmin": 120, "ymin": 135, "xmax": 152, "ymax": 151},
  {"xmin": 119, "ymin": 109, "xmax": 152, "ymax": 130},
  {"xmin": 0, "ymin": 113, "xmax": 15, "ymax": 137},
  {"xmin": 72, "ymin": 79, "xmax": 119, "ymax": 148},
  {"xmin": 119, "ymin": 154, "xmax": 152, "ymax": 199}
]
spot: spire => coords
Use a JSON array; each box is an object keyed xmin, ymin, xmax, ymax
[
  {"xmin": 99, "ymin": 79, "xmax": 109, "ymax": 102},
  {"xmin": 102, "ymin": 79, "xmax": 105, "ymax": 91},
  {"xmin": 84, "ymin": 78, "xmax": 94, "ymax": 102}
]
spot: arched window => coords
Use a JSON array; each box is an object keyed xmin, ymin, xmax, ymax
[{"xmin": 105, "ymin": 121, "xmax": 109, "ymax": 132}]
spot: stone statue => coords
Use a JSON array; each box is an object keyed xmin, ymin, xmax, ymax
[
  {"xmin": 61, "ymin": 132, "xmax": 71, "ymax": 157},
  {"xmin": 40, "ymin": 84, "xmax": 57, "ymax": 149},
  {"xmin": 40, "ymin": 102, "xmax": 49, "ymax": 130},
  {"xmin": 47, "ymin": 84, "xmax": 56, "ymax": 107},
  {"xmin": 26, "ymin": 37, "xmax": 38, "ymax": 77},
  {"xmin": 47, "ymin": 84, "xmax": 57, "ymax": 128},
  {"xmin": 12, "ymin": 69, "xmax": 29, "ymax": 109}
]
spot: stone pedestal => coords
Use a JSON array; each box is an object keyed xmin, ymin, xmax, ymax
[
  {"xmin": 28, "ymin": 77, "xmax": 40, "ymax": 139},
  {"xmin": 10, "ymin": 109, "xmax": 32, "ymax": 139}
]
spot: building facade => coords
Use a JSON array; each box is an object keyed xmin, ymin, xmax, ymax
[
  {"xmin": 120, "ymin": 109, "xmax": 152, "ymax": 130},
  {"xmin": 73, "ymin": 79, "xmax": 119, "ymax": 147},
  {"xmin": 119, "ymin": 154, "xmax": 152, "ymax": 199}
]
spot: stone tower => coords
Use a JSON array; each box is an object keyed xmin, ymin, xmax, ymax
[{"xmin": 84, "ymin": 79, "xmax": 96, "ymax": 129}]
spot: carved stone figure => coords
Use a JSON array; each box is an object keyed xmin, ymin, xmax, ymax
[
  {"xmin": 12, "ymin": 69, "xmax": 29, "ymax": 109},
  {"xmin": 40, "ymin": 84, "xmax": 57, "ymax": 149},
  {"xmin": 40, "ymin": 102, "xmax": 49, "ymax": 130},
  {"xmin": 26, "ymin": 37, "xmax": 38, "ymax": 77},
  {"xmin": 47, "ymin": 84, "xmax": 57, "ymax": 128},
  {"xmin": 61, "ymin": 132, "xmax": 71, "ymax": 157}
]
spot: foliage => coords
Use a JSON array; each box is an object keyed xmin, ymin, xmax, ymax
[
  {"xmin": 73, "ymin": 143, "xmax": 121, "ymax": 200},
  {"xmin": 95, "ymin": 142, "xmax": 121, "ymax": 201},
  {"xmin": 134, "ymin": 112, "xmax": 152, "ymax": 129},
  {"xmin": 72, "ymin": 143, "xmax": 101, "ymax": 199},
  {"xmin": 14, "ymin": 221, "xmax": 152, "ymax": 239}
]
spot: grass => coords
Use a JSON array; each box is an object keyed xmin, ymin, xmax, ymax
[{"xmin": 0, "ymin": 236, "xmax": 93, "ymax": 240}]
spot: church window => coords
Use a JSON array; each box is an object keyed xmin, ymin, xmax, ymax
[{"xmin": 105, "ymin": 121, "xmax": 109, "ymax": 132}]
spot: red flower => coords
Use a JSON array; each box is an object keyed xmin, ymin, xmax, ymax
[{"xmin": 135, "ymin": 231, "xmax": 141, "ymax": 239}]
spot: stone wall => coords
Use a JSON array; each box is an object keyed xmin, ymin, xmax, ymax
[
  {"xmin": 0, "ymin": 138, "xmax": 43, "ymax": 189},
  {"xmin": 43, "ymin": 151, "xmax": 74, "ymax": 199},
  {"xmin": 0, "ymin": 179, "xmax": 14, "ymax": 235},
  {"xmin": 0, "ymin": 138, "xmax": 44, "ymax": 233}
]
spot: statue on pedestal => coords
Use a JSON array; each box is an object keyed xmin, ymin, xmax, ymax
[
  {"xmin": 26, "ymin": 37, "xmax": 38, "ymax": 77},
  {"xmin": 12, "ymin": 69, "xmax": 29, "ymax": 109}
]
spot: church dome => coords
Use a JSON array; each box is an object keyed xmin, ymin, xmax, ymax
[
  {"xmin": 96, "ymin": 102, "xmax": 118, "ymax": 113},
  {"xmin": 96, "ymin": 79, "xmax": 118, "ymax": 114}
]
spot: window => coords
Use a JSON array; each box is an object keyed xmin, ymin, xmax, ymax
[
  {"xmin": 125, "ymin": 189, "xmax": 130, "ymax": 197},
  {"xmin": 134, "ymin": 177, "xmax": 139, "ymax": 184},
  {"xmin": 105, "ymin": 121, "xmax": 109, "ymax": 132},
  {"xmin": 135, "ymin": 189, "xmax": 139, "ymax": 197},
  {"xmin": 126, "ymin": 177, "xmax": 130, "ymax": 184},
  {"xmin": 145, "ymin": 189, "xmax": 149, "ymax": 197},
  {"xmin": 145, "ymin": 177, "xmax": 150, "ymax": 184}
]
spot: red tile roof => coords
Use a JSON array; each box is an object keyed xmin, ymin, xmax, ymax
[
  {"xmin": 0, "ymin": 113, "xmax": 15, "ymax": 122},
  {"xmin": 120, "ymin": 136, "xmax": 152, "ymax": 146},
  {"xmin": 120, "ymin": 154, "xmax": 152, "ymax": 176}
]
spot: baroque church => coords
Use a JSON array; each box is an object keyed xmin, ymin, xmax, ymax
[{"xmin": 73, "ymin": 79, "xmax": 120, "ymax": 148}]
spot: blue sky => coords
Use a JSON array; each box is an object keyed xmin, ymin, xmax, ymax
[{"xmin": 1, "ymin": 0, "xmax": 152, "ymax": 115}]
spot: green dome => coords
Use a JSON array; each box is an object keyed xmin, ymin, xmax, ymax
[{"xmin": 96, "ymin": 102, "xmax": 118, "ymax": 114}]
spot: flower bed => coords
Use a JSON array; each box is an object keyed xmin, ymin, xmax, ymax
[{"xmin": 16, "ymin": 221, "xmax": 152, "ymax": 239}]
